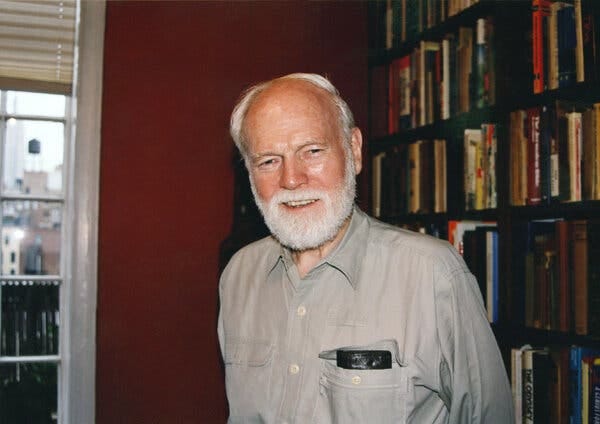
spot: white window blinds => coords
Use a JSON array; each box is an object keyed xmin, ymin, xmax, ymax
[{"xmin": 0, "ymin": 0, "xmax": 77, "ymax": 94}]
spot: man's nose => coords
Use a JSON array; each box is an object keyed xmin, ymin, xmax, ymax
[{"xmin": 280, "ymin": 159, "xmax": 308, "ymax": 190}]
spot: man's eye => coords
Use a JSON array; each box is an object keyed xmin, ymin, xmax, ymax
[{"xmin": 257, "ymin": 158, "xmax": 277, "ymax": 168}]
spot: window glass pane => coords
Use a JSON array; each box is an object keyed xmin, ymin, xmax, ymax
[
  {"xmin": 0, "ymin": 362, "xmax": 57, "ymax": 423},
  {"xmin": 1, "ymin": 201, "xmax": 62, "ymax": 276},
  {"xmin": 1, "ymin": 284, "xmax": 60, "ymax": 356},
  {"xmin": 6, "ymin": 92, "xmax": 66, "ymax": 118},
  {"xmin": 3, "ymin": 120, "xmax": 64, "ymax": 196}
]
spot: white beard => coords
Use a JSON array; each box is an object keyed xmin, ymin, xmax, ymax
[{"xmin": 250, "ymin": 149, "xmax": 356, "ymax": 251}]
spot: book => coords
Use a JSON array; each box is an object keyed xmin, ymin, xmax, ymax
[
  {"xmin": 510, "ymin": 109, "xmax": 528, "ymax": 206},
  {"xmin": 596, "ymin": 103, "xmax": 600, "ymax": 200},
  {"xmin": 408, "ymin": 141, "xmax": 421, "ymax": 213},
  {"xmin": 548, "ymin": 1, "xmax": 560, "ymax": 89},
  {"xmin": 558, "ymin": 2, "xmax": 577, "ymax": 88},
  {"xmin": 567, "ymin": 110, "xmax": 583, "ymax": 202},
  {"xmin": 419, "ymin": 138, "xmax": 433, "ymax": 213},
  {"xmin": 539, "ymin": 105, "xmax": 553, "ymax": 203},
  {"xmin": 581, "ymin": 0, "xmax": 599, "ymax": 83},
  {"xmin": 522, "ymin": 220, "xmax": 556, "ymax": 329},
  {"xmin": 485, "ymin": 16, "xmax": 496, "ymax": 106},
  {"xmin": 447, "ymin": 219, "xmax": 496, "ymax": 256},
  {"xmin": 475, "ymin": 17, "xmax": 488, "ymax": 106},
  {"xmin": 526, "ymin": 107, "xmax": 542, "ymax": 205},
  {"xmin": 483, "ymin": 123, "xmax": 497, "ymax": 208},
  {"xmin": 582, "ymin": 103, "xmax": 600, "ymax": 200},
  {"xmin": 523, "ymin": 348, "xmax": 553, "ymax": 424},
  {"xmin": 591, "ymin": 358, "xmax": 600, "ymax": 424},
  {"xmin": 588, "ymin": 218, "xmax": 600, "ymax": 337},
  {"xmin": 433, "ymin": 138, "xmax": 447, "ymax": 213},
  {"xmin": 464, "ymin": 128, "xmax": 482, "ymax": 210},
  {"xmin": 532, "ymin": 0, "xmax": 551, "ymax": 93},
  {"xmin": 372, "ymin": 152, "xmax": 385, "ymax": 217},
  {"xmin": 441, "ymin": 37, "xmax": 451, "ymax": 119},
  {"xmin": 571, "ymin": 346, "xmax": 600, "ymax": 424},
  {"xmin": 462, "ymin": 226, "xmax": 499, "ymax": 316},
  {"xmin": 486, "ymin": 229, "xmax": 499, "ymax": 323},
  {"xmin": 572, "ymin": 220, "xmax": 589, "ymax": 335},
  {"xmin": 474, "ymin": 125, "xmax": 486, "ymax": 210},
  {"xmin": 458, "ymin": 26, "xmax": 473, "ymax": 113},
  {"xmin": 554, "ymin": 100, "xmax": 586, "ymax": 202},
  {"xmin": 574, "ymin": 0, "xmax": 585, "ymax": 82},
  {"xmin": 551, "ymin": 347, "xmax": 571, "ymax": 424},
  {"xmin": 556, "ymin": 220, "xmax": 571, "ymax": 332},
  {"xmin": 512, "ymin": 344, "xmax": 533, "ymax": 424}
]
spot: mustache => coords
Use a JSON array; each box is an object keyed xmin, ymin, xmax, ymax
[{"xmin": 270, "ymin": 189, "xmax": 326, "ymax": 204}]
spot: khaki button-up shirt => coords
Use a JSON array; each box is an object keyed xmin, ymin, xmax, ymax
[{"xmin": 218, "ymin": 208, "xmax": 514, "ymax": 423}]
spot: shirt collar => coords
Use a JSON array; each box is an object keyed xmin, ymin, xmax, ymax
[{"xmin": 266, "ymin": 206, "xmax": 370, "ymax": 290}]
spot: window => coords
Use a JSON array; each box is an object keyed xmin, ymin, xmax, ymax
[
  {"xmin": 0, "ymin": 1, "xmax": 105, "ymax": 422},
  {"xmin": 0, "ymin": 89, "xmax": 66, "ymax": 423}
]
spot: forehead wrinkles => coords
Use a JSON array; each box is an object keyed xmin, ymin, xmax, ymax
[{"xmin": 244, "ymin": 81, "xmax": 340, "ymax": 142}]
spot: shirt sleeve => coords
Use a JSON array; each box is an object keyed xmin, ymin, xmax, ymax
[
  {"xmin": 434, "ymin": 255, "xmax": 515, "ymax": 424},
  {"xmin": 217, "ymin": 274, "xmax": 225, "ymax": 361}
]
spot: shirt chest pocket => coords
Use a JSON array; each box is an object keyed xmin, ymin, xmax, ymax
[
  {"xmin": 224, "ymin": 339, "xmax": 273, "ymax": 419},
  {"xmin": 317, "ymin": 347, "xmax": 409, "ymax": 424}
]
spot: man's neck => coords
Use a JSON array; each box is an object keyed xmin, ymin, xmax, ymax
[{"xmin": 291, "ymin": 216, "xmax": 352, "ymax": 278}]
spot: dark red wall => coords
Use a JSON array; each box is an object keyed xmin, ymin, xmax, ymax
[{"xmin": 98, "ymin": 1, "xmax": 368, "ymax": 422}]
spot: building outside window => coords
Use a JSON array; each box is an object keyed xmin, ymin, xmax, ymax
[{"xmin": 0, "ymin": 90, "xmax": 68, "ymax": 422}]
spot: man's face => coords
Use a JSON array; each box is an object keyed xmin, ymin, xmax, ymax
[{"xmin": 243, "ymin": 81, "xmax": 362, "ymax": 251}]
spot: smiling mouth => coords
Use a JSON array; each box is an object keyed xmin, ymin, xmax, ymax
[{"xmin": 283, "ymin": 199, "xmax": 318, "ymax": 208}]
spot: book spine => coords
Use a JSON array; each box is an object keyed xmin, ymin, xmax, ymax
[
  {"xmin": 595, "ymin": 104, "xmax": 600, "ymax": 200},
  {"xmin": 581, "ymin": 0, "xmax": 597, "ymax": 83},
  {"xmin": 512, "ymin": 348, "xmax": 524, "ymax": 423},
  {"xmin": 408, "ymin": 141, "xmax": 420, "ymax": 213},
  {"xmin": 588, "ymin": 219, "xmax": 600, "ymax": 337},
  {"xmin": 532, "ymin": 0, "xmax": 546, "ymax": 93},
  {"xmin": 592, "ymin": 361, "xmax": 600, "ymax": 424},
  {"xmin": 372, "ymin": 152, "xmax": 384, "ymax": 217},
  {"xmin": 556, "ymin": 220, "xmax": 571, "ymax": 332},
  {"xmin": 476, "ymin": 18, "xmax": 487, "ymax": 107},
  {"xmin": 567, "ymin": 111, "xmax": 583, "ymax": 201},
  {"xmin": 527, "ymin": 107, "xmax": 542, "ymax": 205},
  {"xmin": 558, "ymin": 3, "xmax": 577, "ymax": 88},
  {"xmin": 574, "ymin": 0, "xmax": 584, "ymax": 82},
  {"xmin": 487, "ymin": 123, "xmax": 498, "ymax": 208},
  {"xmin": 558, "ymin": 103, "xmax": 572, "ymax": 201},
  {"xmin": 548, "ymin": 2, "xmax": 560, "ymax": 89},
  {"xmin": 475, "ymin": 125, "xmax": 486, "ymax": 210},
  {"xmin": 539, "ymin": 105, "xmax": 552, "ymax": 203},
  {"xmin": 549, "ymin": 103, "xmax": 560, "ymax": 200},
  {"xmin": 572, "ymin": 220, "xmax": 589, "ymax": 335},
  {"xmin": 570, "ymin": 347, "xmax": 583, "ymax": 424},
  {"xmin": 523, "ymin": 350, "xmax": 534, "ymax": 423}
]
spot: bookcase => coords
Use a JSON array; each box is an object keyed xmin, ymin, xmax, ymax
[{"xmin": 368, "ymin": 0, "xmax": 600, "ymax": 422}]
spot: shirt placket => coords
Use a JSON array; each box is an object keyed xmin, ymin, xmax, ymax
[{"xmin": 276, "ymin": 273, "xmax": 315, "ymax": 424}]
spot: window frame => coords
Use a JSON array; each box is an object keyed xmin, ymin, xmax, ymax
[
  {"xmin": 0, "ymin": 1, "xmax": 105, "ymax": 422},
  {"xmin": 61, "ymin": 1, "xmax": 105, "ymax": 422}
]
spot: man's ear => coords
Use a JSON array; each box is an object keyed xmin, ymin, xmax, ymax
[{"xmin": 350, "ymin": 127, "xmax": 363, "ymax": 175}]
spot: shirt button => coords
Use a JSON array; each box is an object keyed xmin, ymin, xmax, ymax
[
  {"xmin": 297, "ymin": 305, "xmax": 307, "ymax": 317},
  {"xmin": 351, "ymin": 376, "xmax": 361, "ymax": 385},
  {"xmin": 289, "ymin": 364, "xmax": 300, "ymax": 375}
]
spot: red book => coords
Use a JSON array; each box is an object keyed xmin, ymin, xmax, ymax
[{"xmin": 532, "ymin": 0, "xmax": 551, "ymax": 93}]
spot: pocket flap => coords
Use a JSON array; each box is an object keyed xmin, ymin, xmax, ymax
[{"xmin": 225, "ymin": 339, "xmax": 273, "ymax": 367}]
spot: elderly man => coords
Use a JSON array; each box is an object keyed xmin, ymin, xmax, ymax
[{"xmin": 218, "ymin": 73, "xmax": 513, "ymax": 423}]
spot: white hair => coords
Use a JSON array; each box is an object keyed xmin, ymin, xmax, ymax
[{"xmin": 229, "ymin": 73, "xmax": 355, "ymax": 158}]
